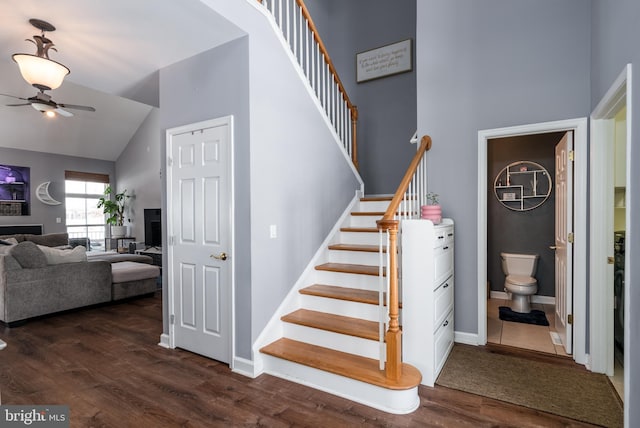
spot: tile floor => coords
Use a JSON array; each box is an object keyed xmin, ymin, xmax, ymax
[
  {"xmin": 487, "ymin": 298, "xmax": 571, "ymax": 356},
  {"xmin": 487, "ymin": 297, "xmax": 625, "ymax": 401}
]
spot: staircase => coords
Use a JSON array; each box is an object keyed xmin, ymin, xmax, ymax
[{"xmin": 259, "ymin": 196, "xmax": 421, "ymax": 414}]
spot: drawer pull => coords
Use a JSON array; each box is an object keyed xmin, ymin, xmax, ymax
[
  {"xmin": 448, "ymin": 233, "xmax": 453, "ymax": 237},
  {"xmin": 443, "ymin": 246, "xmax": 449, "ymax": 250},
  {"xmin": 438, "ymin": 235, "xmax": 444, "ymax": 239},
  {"xmin": 443, "ymin": 283, "xmax": 449, "ymax": 288},
  {"xmin": 443, "ymin": 320, "xmax": 449, "ymax": 327}
]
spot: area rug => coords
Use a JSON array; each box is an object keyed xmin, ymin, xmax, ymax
[
  {"xmin": 436, "ymin": 344, "xmax": 623, "ymax": 428},
  {"xmin": 499, "ymin": 306, "xmax": 549, "ymax": 326}
]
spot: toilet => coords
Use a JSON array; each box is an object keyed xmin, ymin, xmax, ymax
[{"xmin": 500, "ymin": 252, "xmax": 539, "ymax": 313}]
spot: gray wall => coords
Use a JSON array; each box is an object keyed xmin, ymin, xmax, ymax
[
  {"xmin": 591, "ymin": 0, "xmax": 640, "ymax": 424},
  {"xmin": 487, "ymin": 133, "xmax": 561, "ymax": 297},
  {"xmin": 116, "ymin": 108, "xmax": 162, "ymax": 241},
  {"xmin": 305, "ymin": 0, "xmax": 417, "ymax": 194},
  {"xmin": 159, "ymin": 37, "xmax": 253, "ymax": 359},
  {"xmin": 416, "ymin": 0, "xmax": 591, "ymax": 334},
  {"xmin": 0, "ymin": 147, "xmax": 115, "ymax": 234}
]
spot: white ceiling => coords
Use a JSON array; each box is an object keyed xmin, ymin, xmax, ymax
[{"xmin": 0, "ymin": 0, "xmax": 245, "ymax": 161}]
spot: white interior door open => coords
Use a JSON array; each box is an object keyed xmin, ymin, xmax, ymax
[
  {"xmin": 167, "ymin": 117, "xmax": 232, "ymax": 364},
  {"xmin": 554, "ymin": 131, "xmax": 573, "ymax": 354}
]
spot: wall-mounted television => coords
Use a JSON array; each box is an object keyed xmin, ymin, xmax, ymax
[{"xmin": 144, "ymin": 208, "xmax": 161, "ymax": 248}]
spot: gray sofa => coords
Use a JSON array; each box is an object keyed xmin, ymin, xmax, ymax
[{"xmin": 0, "ymin": 232, "xmax": 158, "ymax": 325}]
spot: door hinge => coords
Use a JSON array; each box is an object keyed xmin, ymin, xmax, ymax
[
  {"xmin": 568, "ymin": 314, "xmax": 573, "ymax": 325},
  {"xmin": 170, "ymin": 314, "xmax": 175, "ymax": 325},
  {"xmin": 169, "ymin": 235, "xmax": 175, "ymax": 246},
  {"xmin": 568, "ymin": 150, "xmax": 575, "ymax": 161},
  {"xmin": 568, "ymin": 232, "xmax": 574, "ymax": 244},
  {"xmin": 167, "ymin": 157, "xmax": 173, "ymax": 167}
]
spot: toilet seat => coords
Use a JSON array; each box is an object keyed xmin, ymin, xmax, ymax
[{"xmin": 506, "ymin": 274, "xmax": 536, "ymax": 287}]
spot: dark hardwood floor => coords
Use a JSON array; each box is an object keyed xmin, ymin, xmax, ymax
[{"xmin": 0, "ymin": 293, "xmax": 598, "ymax": 427}]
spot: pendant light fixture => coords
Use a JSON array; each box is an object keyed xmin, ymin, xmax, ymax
[{"xmin": 12, "ymin": 19, "xmax": 70, "ymax": 91}]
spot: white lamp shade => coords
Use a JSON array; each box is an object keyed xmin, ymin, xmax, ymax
[{"xmin": 12, "ymin": 53, "xmax": 70, "ymax": 90}]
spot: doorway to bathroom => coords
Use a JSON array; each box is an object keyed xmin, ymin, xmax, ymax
[{"xmin": 477, "ymin": 118, "xmax": 588, "ymax": 366}]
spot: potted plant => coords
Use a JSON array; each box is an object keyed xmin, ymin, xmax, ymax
[
  {"xmin": 421, "ymin": 191, "xmax": 442, "ymax": 224},
  {"xmin": 97, "ymin": 186, "xmax": 130, "ymax": 238}
]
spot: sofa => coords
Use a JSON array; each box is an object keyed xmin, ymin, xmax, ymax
[{"xmin": 0, "ymin": 232, "xmax": 159, "ymax": 325}]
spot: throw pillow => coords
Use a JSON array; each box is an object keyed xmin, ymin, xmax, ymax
[
  {"xmin": 10, "ymin": 241, "xmax": 48, "ymax": 268},
  {"xmin": 37, "ymin": 245, "xmax": 87, "ymax": 265}
]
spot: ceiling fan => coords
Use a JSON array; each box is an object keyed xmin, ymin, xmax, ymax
[
  {"xmin": 2, "ymin": 18, "xmax": 96, "ymax": 118},
  {"xmin": 1, "ymin": 91, "xmax": 96, "ymax": 117}
]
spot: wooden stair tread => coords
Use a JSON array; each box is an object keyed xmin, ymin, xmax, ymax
[
  {"xmin": 360, "ymin": 196, "xmax": 392, "ymax": 202},
  {"xmin": 315, "ymin": 262, "xmax": 383, "ymax": 276},
  {"xmin": 282, "ymin": 309, "xmax": 378, "ymax": 340},
  {"xmin": 340, "ymin": 226, "xmax": 379, "ymax": 233},
  {"xmin": 300, "ymin": 284, "xmax": 402, "ymax": 308},
  {"xmin": 328, "ymin": 243, "xmax": 384, "ymax": 253},
  {"xmin": 260, "ymin": 338, "xmax": 421, "ymax": 390},
  {"xmin": 351, "ymin": 211, "xmax": 385, "ymax": 217}
]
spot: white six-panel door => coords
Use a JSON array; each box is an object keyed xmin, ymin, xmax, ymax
[
  {"xmin": 167, "ymin": 117, "xmax": 232, "ymax": 363},
  {"xmin": 555, "ymin": 131, "xmax": 573, "ymax": 354}
]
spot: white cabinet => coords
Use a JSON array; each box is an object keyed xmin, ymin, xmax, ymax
[{"xmin": 402, "ymin": 218, "xmax": 454, "ymax": 387}]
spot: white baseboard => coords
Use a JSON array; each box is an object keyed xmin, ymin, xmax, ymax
[
  {"xmin": 490, "ymin": 290, "xmax": 556, "ymax": 305},
  {"xmin": 158, "ymin": 333, "xmax": 170, "ymax": 348},
  {"xmin": 232, "ymin": 356, "xmax": 257, "ymax": 378},
  {"xmin": 454, "ymin": 331, "xmax": 478, "ymax": 346}
]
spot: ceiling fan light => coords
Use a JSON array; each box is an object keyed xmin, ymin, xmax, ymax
[
  {"xmin": 31, "ymin": 102, "xmax": 55, "ymax": 113},
  {"xmin": 12, "ymin": 53, "xmax": 70, "ymax": 91}
]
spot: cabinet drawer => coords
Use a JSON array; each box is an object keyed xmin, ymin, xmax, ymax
[
  {"xmin": 434, "ymin": 310, "xmax": 454, "ymax": 376},
  {"xmin": 434, "ymin": 276, "xmax": 454, "ymax": 327},
  {"xmin": 444, "ymin": 227, "xmax": 454, "ymax": 245},
  {"xmin": 434, "ymin": 243, "xmax": 454, "ymax": 285}
]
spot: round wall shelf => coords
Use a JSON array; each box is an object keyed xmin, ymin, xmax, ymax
[{"xmin": 494, "ymin": 161, "xmax": 552, "ymax": 211}]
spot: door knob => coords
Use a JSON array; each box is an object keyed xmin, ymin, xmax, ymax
[{"xmin": 210, "ymin": 252, "xmax": 227, "ymax": 261}]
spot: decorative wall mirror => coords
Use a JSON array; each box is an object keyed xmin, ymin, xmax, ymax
[{"xmin": 494, "ymin": 161, "xmax": 552, "ymax": 211}]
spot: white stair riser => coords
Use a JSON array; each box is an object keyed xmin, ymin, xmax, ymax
[
  {"xmin": 358, "ymin": 200, "xmax": 392, "ymax": 212},
  {"xmin": 261, "ymin": 355, "xmax": 420, "ymax": 415},
  {"xmin": 299, "ymin": 294, "xmax": 381, "ymax": 321},
  {"xmin": 339, "ymin": 231, "xmax": 381, "ymax": 245},
  {"xmin": 327, "ymin": 249, "xmax": 383, "ymax": 266},
  {"xmin": 283, "ymin": 323, "xmax": 380, "ymax": 359},
  {"xmin": 349, "ymin": 215, "xmax": 382, "ymax": 228},
  {"xmin": 314, "ymin": 270, "xmax": 381, "ymax": 290}
]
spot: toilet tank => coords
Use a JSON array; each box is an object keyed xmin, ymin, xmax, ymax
[{"xmin": 500, "ymin": 252, "xmax": 539, "ymax": 276}]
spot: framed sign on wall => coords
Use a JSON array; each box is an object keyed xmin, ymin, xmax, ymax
[{"xmin": 356, "ymin": 39, "xmax": 412, "ymax": 83}]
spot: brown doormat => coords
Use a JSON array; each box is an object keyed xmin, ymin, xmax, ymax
[{"xmin": 436, "ymin": 344, "xmax": 623, "ymax": 428}]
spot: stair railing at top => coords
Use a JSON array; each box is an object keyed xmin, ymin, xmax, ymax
[
  {"xmin": 376, "ymin": 135, "xmax": 432, "ymax": 379},
  {"xmin": 257, "ymin": 0, "xmax": 359, "ymax": 169}
]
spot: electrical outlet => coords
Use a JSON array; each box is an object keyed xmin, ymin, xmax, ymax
[{"xmin": 270, "ymin": 225, "xmax": 277, "ymax": 239}]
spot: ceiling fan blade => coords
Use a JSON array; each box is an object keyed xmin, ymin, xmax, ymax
[
  {"xmin": 55, "ymin": 108, "xmax": 74, "ymax": 117},
  {"xmin": 0, "ymin": 93, "xmax": 28, "ymax": 101},
  {"xmin": 57, "ymin": 103, "xmax": 96, "ymax": 112},
  {"xmin": 5, "ymin": 103, "xmax": 31, "ymax": 107}
]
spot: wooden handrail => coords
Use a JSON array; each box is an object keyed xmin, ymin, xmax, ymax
[
  {"xmin": 294, "ymin": 0, "xmax": 355, "ymax": 111},
  {"xmin": 380, "ymin": 135, "xmax": 432, "ymax": 222},
  {"xmin": 257, "ymin": 0, "xmax": 359, "ymax": 170},
  {"xmin": 377, "ymin": 135, "xmax": 432, "ymax": 380}
]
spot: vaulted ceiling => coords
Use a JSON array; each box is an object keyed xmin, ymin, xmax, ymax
[{"xmin": 0, "ymin": 0, "xmax": 245, "ymax": 161}]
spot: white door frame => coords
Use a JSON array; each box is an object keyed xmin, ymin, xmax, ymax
[
  {"xmin": 477, "ymin": 118, "xmax": 588, "ymax": 366},
  {"xmin": 165, "ymin": 116, "xmax": 236, "ymax": 368},
  {"xmin": 590, "ymin": 64, "xmax": 632, "ymax": 376}
]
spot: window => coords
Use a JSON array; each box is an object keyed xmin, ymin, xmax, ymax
[{"xmin": 65, "ymin": 171, "xmax": 109, "ymax": 252}]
